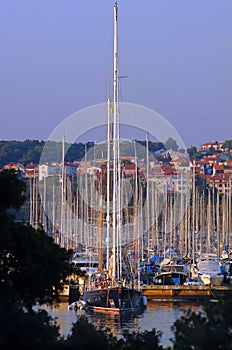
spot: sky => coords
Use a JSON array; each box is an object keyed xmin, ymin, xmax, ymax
[{"xmin": 0, "ymin": 0, "xmax": 231, "ymax": 148}]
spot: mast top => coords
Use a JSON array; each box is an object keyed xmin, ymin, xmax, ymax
[{"xmin": 114, "ymin": 2, "xmax": 118, "ymax": 19}]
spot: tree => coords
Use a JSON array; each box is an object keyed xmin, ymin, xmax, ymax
[
  {"xmin": 0, "ymin": 169, "xmax": 26, "ymax": 212},
  {"xmin": 1, "ymin": 223, "xmax": 72, "ymax": 310},
  {"xmin": 187, "ymin": 146, "xmax": 204, "ymax": 161},
  {"xmin": 0, "ymin": 171, "xmax": 72, "ymax": 311},
  {"xmin": 171, "ymin": 296, "xmax": 232, "ymax": 350},
  {"xmin": 0, "ymin": 170, "xmax": 72, "ymax": 348},
  {"xmin": 120, "ymin": 328, "xmax": 164, "ymax": 350},
  {"xmin": 62, "ymin": 316, "xmax": 119, "ymax": 349},
  {"xmin": 0, "ymin": 305, "xmax": 60, "ymax": 350},
  {"xmin": 164, "ymin": 138, "xmax": 179, "ymax": 151},
  {"xmin": 223, "ymin": 139, "xmax": 232, "ymax": 150}
]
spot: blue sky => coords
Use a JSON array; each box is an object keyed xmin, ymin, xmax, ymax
[{"xmin": 0, "ymin": 0, "xmax": 231, "ymax": 148}]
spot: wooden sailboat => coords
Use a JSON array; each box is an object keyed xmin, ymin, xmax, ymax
[{"xmin": 83, "ymin": 2, "xmax": 147, "ymax": 312}]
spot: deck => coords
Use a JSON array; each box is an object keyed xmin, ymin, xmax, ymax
[{"xmin": 142, "ymin": 285, "xmax": 232, "ymax": 300}]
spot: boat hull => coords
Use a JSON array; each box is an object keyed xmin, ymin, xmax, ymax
[
  {"xmin": 83, "ymin": 287, "xmax": 145, "ymax": 312},
  {"xmin": 197, "ymin": 255, "xmax": 224, "ymax": 286},
  {"xmin": 199, "ymin": 274, "xmax": 224, "ymax": 286}
]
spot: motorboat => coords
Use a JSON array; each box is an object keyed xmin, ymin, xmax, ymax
[{"xmin": 196, "ymin": 253, "xmax": 224, "ymax": 286}]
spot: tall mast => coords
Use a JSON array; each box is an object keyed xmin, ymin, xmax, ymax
[
  {"xmin": 146, "ymin": 131, "xmax": 150, "ymax": 261},
  {"xmin": 112, "ymin": 1, "xmax": 118, "ymax": 282},
  {"xmin": 60, "ymin": 135, "xmax": 65, "ymax": 246},
  {"xmin": 106, "ymin": 94, "xmax": 111, "ymax": 270},
  {"xmin": 113, "ymin": 2, "xmax": 118, "ymax": 117}
]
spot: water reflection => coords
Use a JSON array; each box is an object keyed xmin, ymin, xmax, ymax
[
  {"xmin": 84, "ymin": 307, "xmax": 146, "ymax": 335},
  {"xmin": 46, "ymin": 300, "xmax": 202, "ymax": 347}
]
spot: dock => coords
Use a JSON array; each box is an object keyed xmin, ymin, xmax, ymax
[
  {"xmin": 65, "ymin": 284, "xmax": 232, "ymax": 305},
  {"xmin": 142, "ymin": 285, "xmax": 232, "ymax": 301}
]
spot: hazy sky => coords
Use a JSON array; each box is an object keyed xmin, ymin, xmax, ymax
[{"xmin": 0, "ymin": 0, "xmax": 231, "ymax": 148}]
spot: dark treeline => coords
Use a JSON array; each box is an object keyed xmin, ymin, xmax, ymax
[
  {"xmin": 0, "ymin": 140, "xmax": 89, "ymax": 167},
  {"xmin": 1, "ymin": 139, "xmax": 232, "ymax": 167},
  {"xmin": 0, "ymin": 139, "xmax": 168, "ymax": 167}
]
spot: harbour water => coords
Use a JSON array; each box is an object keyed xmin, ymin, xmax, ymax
[{"xmin": 46, "ymin": 300, "xmax": 203, "ymax": 348}]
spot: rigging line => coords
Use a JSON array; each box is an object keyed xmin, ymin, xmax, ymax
[{"xmin": 118, "ymin": 74, "xmax": 128, "ymax": 105}]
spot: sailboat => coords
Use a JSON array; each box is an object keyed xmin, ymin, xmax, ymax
[{"xmin": 82, "ymin": 2, "xmax": 147, "ymax": 312}]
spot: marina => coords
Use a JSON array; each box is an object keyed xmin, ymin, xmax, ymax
[
  {"xmin": 38, "ymin": 2, "xmax": 232, "ymax": 314},
  {"xmin": 4, "ymin": 0, "xmax": 231, "ymax": 340},
  {"xmin": 1, "ymin": 0, "xmax": 232, "ymax": 348}
]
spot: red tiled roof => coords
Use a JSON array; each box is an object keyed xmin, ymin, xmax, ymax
[
  {"xmin": 214, "ymin": 165, "xmax": 224, "ymax": 170},
  {"xmin": 204, "ymin": 154, "xmax": 220, "ymax": 160},
  {"xmin": 201, "ymin": 141, "xmax": 223, "ymax": 147},
  {"xmin": 25, "ymin": 163, "xmax": 38, "ymax": 169},
  {"xmin": 207, "ymin": 174, "xmax": 230, "ymax": 181},
  {"xmin": 161, "ymin": 165, "xmax": 177, "ymax": 175},
  {"xmin": 196, "ymin": 160, "xmax": 210, "ymax": 165},
  {"xmin": 5, "ymin": 163, "xmax": 19, "ymax": 167},
  {"xmin": 201, "ymin": 141, "xmax": 214, "ymax": 147},
  {"xmin": 124, "ymin": 164, "xmax": 136, "ymax": 170}
]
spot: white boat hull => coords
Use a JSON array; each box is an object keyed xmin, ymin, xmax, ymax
[
  {"xmin": 199, "ymin": 274, "xmax": 224, "ymax": 286},
  {"xmin": 197, "ymin": 254, "xmax": 224, "ymax": 286}
]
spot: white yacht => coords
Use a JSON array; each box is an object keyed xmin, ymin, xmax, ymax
[{"xmin": 197, "ymin": 253, "xmax": 224, "ymax": 286}]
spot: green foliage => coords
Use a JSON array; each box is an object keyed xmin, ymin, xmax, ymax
[
  {"xmin": 0, "ymin": 169, "xmax": 26, "ymax": 211},
  {"xmin": 0, "ymin": 171, "xmax": 73, "ymax": 311},
  {"xmin": 0, "ymin": 140, "xmax": 44, "ymax": 166},
  {"xmin": 121, "ymin": 328, "xmax": 164, "ymax": 350},
  {"xmin": 164, "ymin": 138, "xmax": 178, "ymax": 151},
  {"xmin": 0, "ymin": 170, "xmax": 72, "ymax": 347},
  {"xmin": 0, "ymin": 223, "xmax": 72, "ymax": 309},
  {"xmin": 0, "ymin": 304, "xmax": 60, "ymax": 350},
  {"xmin": 187, "ymin": 146, "xmax": 204, "ymax": 160},
  {"xmin": 137, "ymin": 140, "xmax": 165, "ymax": 155},
  {"xmin": 62, "ymin": 316, "xmax": 119, "ymax": 349},
  {"xmin": 0, "ymin": 139, "xmax": 169, "ymax": 167},
  {"xmin": 171, "ymin": 297, "xmax": 232, "ymax": 350},
  {"xmin": 0, "ymin": 140, "xmax": 86, "ymax": 167},
  {"xmin": 223, "ymin": 139, "xmax": 232, "ymax": 150}
]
